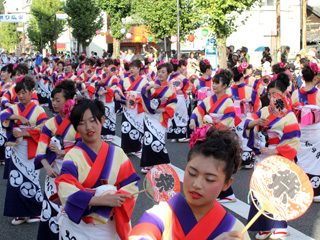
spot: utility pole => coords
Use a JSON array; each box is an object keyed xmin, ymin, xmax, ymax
[
  {"xmin": 302, "ymin": 0, "xmax": 307, "ymax": 51},
  {"xmin": 176, "ymin": 0, "xmax": 180, "ymax": 59},
  {"xmin": 276, "ymin": 0, "xmax": 281, "ymax": 63}
]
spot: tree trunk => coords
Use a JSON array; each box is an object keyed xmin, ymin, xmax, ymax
[
  {"xmin": 82, "ymin": 44, "xmax": 87, "ymax": 56},
  {"xmin": 113, "ymin": 38, "xmax": 121, "ymax": 58},
  {"xmin": 217, "ymin": 37, "xmax": 227, "ymax": 69}
]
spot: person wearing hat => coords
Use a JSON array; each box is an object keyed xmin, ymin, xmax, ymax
[
  {"xmin": 241, "ymin": 46, "xmax": 250, "ymax": 63},
  {"xmin": 306, "ymin": 50, "xmax": 319, "ymax": 64}
]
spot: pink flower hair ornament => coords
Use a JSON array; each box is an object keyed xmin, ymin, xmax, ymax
[
  {"xmin": 279, "ymin": 62, "xmax": 285, "ymax": 68},
  {"xmin": 172, "ymin": 59, "xmax": 179, "ymax": 65},
  {"xmin": 16, "ymin": 76, "xmax": 24, "ymax": 83},
  {"xmin": 148, "ymin": 58, "xmax": 152, "ymax": 63},
  {"xmin": 270, "ymin": 73, "xmax": 278, "ymax": 82},
  {"xmin": 116, "ymin": 59, "xmax": 120, "ymax": 63},
  {"xmin": 189, "ymin": 125, "xmax": 212, "ymax": 149},
  {"xmin": 310, "ymin": 62, "xmax": 320, "ymax": 74},
  {"xmin": 203, "ymin": 59, "xmax": 210, "ymax": 66},
  {"xmin": 241, "ymin": 62, "xmax": 248, "ymax": 69},
  {"xmin": 237, "ymin": 65, "xmax": 244, "ymax": 74},
  {"xmin": 157, "ymin": 60, "xmax": 165, "ymax": 67},
  {"xmin": 215, "ymin": 69, "xmax": 222, "ymax": 75},
  {"xmin": 13, "ymin": 63, "xmax": 18, "ymax": 70},
  {"xmin": 62, "ymin": 98, "xmax": 76, "ymax": 120}
]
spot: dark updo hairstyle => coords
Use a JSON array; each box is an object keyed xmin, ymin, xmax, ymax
[
  {"xmin": 53, "ymin": 58, "xmax": 60, "ymax": 64},
  {"xmin": 170, "ymin": 59, "xmax": 182, "ymax": 72},
  {"xmin": 1, "ymin": 63, "xmax": 13, "ymax": 75},
  {"xmin": 302, "ymin": 65, "xmax": 316, "ymax": 82},
  {"xmin": 124, "ymin": 61, "xmax": 130, "ymax": 71},
  {"xmin": 244, "ymin": 64, "xmax": 253, "ymax": 74},
  {"xmin": 188, "ymin": 128, "xmax": 242, "ymax": 182},
  {"xmin": 272, "ymin": 63, "xmax": 286, "ymax": 74},
  {"xmin": 157, "ymin": 62, "xmax": 173, "ymax": 74},
  {"xmin": 267, "ymin": 72, "xmax": 290, "ymax": 93},
  {"xmin": 180, "ymin": 59, "xmax": 186, "ymax": 67},
  {"xmin": 199, "ymin": 60, "xmax": 211, "ymax": 73},
  {"xmin": 85, "ymin": 59, "xmax": 95, "ymax": 67},
  {"xmin": 42, "ymin": 57, "xmax": 50, "ymax": 64},
  {"xmin": 12, "ymin": 63, "xmax": 29, "ymax": 76},
  {"xmin": 231, "ymin": 66, "xmax": 243, "ymax": 82},
  {"xmin": 15, "ymin": 76, "xmax": 36, "ymax": 93},
  {"xmin": 129, "ymin": 59, "xmax": 142, "ymax": 70},
  {"xmin": 70, "ymin": 99, "xmax": 105, "ymax": 130},
  {"xmin": 51, "ymin": 80, "xmax": 76, "ymax": 100},
  {"xmin": 113, "ymin": 59, "xmax": 121, "ymax": 67},
  {"xmin": 144, "ymin": 58, "xmax": 152, "ymax": 65},
  {"xmin": 79, "ymin": 55, "xmax": 86, "ymax": 62},
  {"xmin": 213, "ymin": 69, "xmax": 233, "ymax": 87},
  {"xmin": 300, "ymin": 58, "xmax": 310, "ymax": 67},
  {"xmin": 96, "ymin": 58, "xmax": 102, "ymax": 67},
  {"xmin": 58, "ymin": 61, "xmax": 65, "ymax": 67},
  {"xmin": 104, "ymin": 58, "xmax": 114, "ymax": 67}
]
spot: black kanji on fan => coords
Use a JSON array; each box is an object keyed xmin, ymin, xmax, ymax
[
  {"xmin": 172, "ymin": 80, "xmax": 181, "ymax": 88},
  {"xmin": 155, "ymin": 173, "xmax": 175, "ymax": 193},
  {"xmin": 275, "ymin": 99, "xmax": 285, "ymax": 111}
]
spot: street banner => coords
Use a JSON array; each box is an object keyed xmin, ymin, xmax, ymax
[{"xmin": 0, "ymin": 14, "xmax": 28, "ymax": 23}]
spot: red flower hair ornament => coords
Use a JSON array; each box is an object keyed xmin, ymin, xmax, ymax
[
  {"xmin": 62, "ymin": 98, "xmax": 76, "ymax": 120},
  {"xmin": 189, "ymin": 125, "xmax": 212, "ymax": 149}
]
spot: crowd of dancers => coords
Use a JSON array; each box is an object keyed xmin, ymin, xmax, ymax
[{"xmin": 0, "ymin": 51, "xmax": 319, "ymax": 240}]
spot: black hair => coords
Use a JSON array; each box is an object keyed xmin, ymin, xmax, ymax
[
  {"xmin": 170, "ymin": 59, "xmax": 182, "ymax": 72},
  {"xmin": 213, "ymin": 69, "xmax": 233, "ymax": 86},
  {"xmin": 300, "ymin": 58, "xmax": 310, "ymax": 67},
  {"xmin": 272, "ymin": 63, "xmax": 286, "ymax": 74},
  {"xmin": 199, "ymin": 60, "xmax": 211, "ymax": 73},
  {"xmin": 42, "ymin": 57, "xmax": 49, "ymax": 64},
  {"xmin": 267, "ymin": 73, "xmax": 290, "ymax": 93},
  {"xmin": 96, "ymin": 58, "xmax": 102, "ymax": 67},
  {"xmin": 124, "ymin": 61, "xmax": 130, "ymax": 71},
  {"xmin": 51, "ymin": 80, "xmax": 76, "ymax": 100},
  {"xmin": 129, "ymin": 59, "xmax": 142, "ymax": 70},
  {"xmin": 104, "ymin": 58, "xmax": 114, "ymax": 67},
  {"xmin": 231, "ymin": 66, "xmax": 243, "ymax": 82},
  {"xmin": 113, "ymin": 59, "xmax": 120, "ymax": 67},
  {"xmin": 179, "ymin": 59, "xmax": 186, "ymax": 67},
  {"xmin": 244, "ymin": 64, "xmax": 253, "ymax": 74},
  {"xmin": 85, "ymin": 59, "xmax": 95, "ymax": 67},
  {"xmin": 302, "ymin": 65, "xmax": 316, "ymax": 82},
  {"xmin": 53, "ymin": 58, "xmax": 60, "ymax": 64},
  {"xmin": 79, "ymin": 55, "xmax": 85, "ymax": 62},
  {"xmin": 70, "ymin": 99, "xmax": 105, "ymax": 130},
  {"xmin": 58, "ymin": 61, "xmax": 65, "ymax": 67},
  {"xmin": 15, "ymin": 76, "xmax": 36, "ymax": 93},
  {"xmin": 157, "ymin": 62, "xmax": 173, "ymax": 74},
  {"xmin": 1, "ymin": 63, "xmax": 13, "ymax": 75},
  {"xmin": 12, "ymin": 63, "xmax": 29, "ymax": 76},
  {"xmin": 187, "ymin": 127, "xmax": 242, "ymax": 182},
  {"xmin": 144, "ymin": 58, "xmax": 152, "ymax": 65}
]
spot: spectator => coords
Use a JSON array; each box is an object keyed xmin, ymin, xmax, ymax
[
  {"xmin": 281, "ymin": 46, "xmax": 290, "ymax": 63},
  {"xmin": 305, "ymin": 50, "xmax": 319, "ymax": 64},
  {"xmin": 125, "ymin": 48, "xmax": 134, "ymax": 61},
  {"xmin": 35, "ymin": 52, "xmax": 42, "ymax": 67},
  {"xmin": 261, "ymin": 47, "xmax": 271, "ymax": 65},
  {"xmin": 120, "ymin": 50, "xmax": 127, "ymax": 61},
  {"xmin": 171, "ymin": 50, "xmax": 177, "ymax": 59},
  {"xmin": 297, "ymin": 58, "xmax": 310, "ymax": 88},
  {"xmin": 102, "ymin": 49, "xmax": 108, "ymax": 59}
]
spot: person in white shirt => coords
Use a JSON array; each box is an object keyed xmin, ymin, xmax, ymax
[{"xmin": 125, "ymin": 49, "xmax": 135, "ymax": 62}]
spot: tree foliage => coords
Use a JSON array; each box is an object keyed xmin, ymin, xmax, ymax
[
  {"xmin": 98, "ymin": 0, "xmax": 132, "ymax": 40},
  {"xmin": 64, "ymin": 0, "xmax": 103, "ymax": 53},
  {"xmin": 192, "ymin": 0, "xmax": 261, "ymax": 68},
  {"xmin": 0, "ymin": 23, "xmax": 22, "ymax": 52},
  {"xmin": 26, "ymin": 17, "xmax": 43, "ymax": 52},
  {"xmin": 29, "ymin": 0, "xmax": 66, "ymax": 53},
  {"xmin": 133, "ymin": 0, "xmax": 199, "ymax": 40}
]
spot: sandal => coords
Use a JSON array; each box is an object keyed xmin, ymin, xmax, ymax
[{"xmin": 269, "ymin": 228, "xmax": 290, "ymax": 239}]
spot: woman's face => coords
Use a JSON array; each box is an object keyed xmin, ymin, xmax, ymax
[
  {"xmin": 129, "ymin": 66, "xmax": 140, "ymax": 77},
  {"xmin": 212, "ymin": 80, "xmax": 227, "ymax": 94},
  {"xmin": 267, "ymin": 87, "xmax": 284, "ymax": 100},
  {"xmin": 183, "ymin": 154, "xmax": 232, "ymax": 213},
  {"xmin": 76, "ymin": 109, "xmax": 104, "ymax": 145},
  {"xmin": 66, "ymin": 65, "xmax": 73, "ymax": 74},
  {"xmin": 158, "ymin": 67, "xmax": 169, "ymax": 82},
  {"xmin": 58, "ymin": 63, "xmax": 64, "ymax": 71},
  {"xmin": 17, "ymin": 89, "xmax": 32, "ymax": 105},
  {"xmin": 1, "ymin": 70, "xmax": 11, "ymax": 81},
  {"xmin": 52, "ymin": 92, "xmax": 66, "ymax": 113}
]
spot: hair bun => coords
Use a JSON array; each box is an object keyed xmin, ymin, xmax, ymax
[{"xmin": 276, "ymin": 73, "xmax": 290, "ymax": 88}]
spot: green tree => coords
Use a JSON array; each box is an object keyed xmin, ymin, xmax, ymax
[
  {"xmin": 133, "ymin": 0, "xmax": 198, "ymax": 40},
  {"xmin": 0, "ymin": 23, "xmax": 22, "ymax": 52},
  {"xmin": 192, "ymin": 0, "xmax": 260, "ymax": 68},
  {"xmin": 30, "ymin": 0, "xmax": 66, "ymax": 53},
  {"xmin": 64, "ymin": 0, "xmax": 103, "ymax": 54},
  {"xmin": 27, "ymin": 16, "xmax": 44, "ymax": 52},
  {"xmin": 98, "ymin": 0, "xmax": 132, "ymax": 57}
]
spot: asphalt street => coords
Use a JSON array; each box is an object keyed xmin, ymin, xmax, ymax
[{"xmin": 0, "ymin": 111, "xmax": 319, "ymax": 240}]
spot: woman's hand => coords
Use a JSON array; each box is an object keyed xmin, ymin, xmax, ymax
[
  {"xmin": 49, "ymin": 142, "xmax": 64, "ymax": 155},
  {"xmin": 189, "ymin": 119, "xmax": 196, "ymax": 130},
  {"xmin": 260, "ymin": 147, "xmax": 279, "ymax": 155},
  {"xmin": 114, "ymin": 92, "xmax": 121, "ymax": 101},
  {"xmin": 19, "ymin": 116, "xmax": 31, "ymax": 126},
  {"xmin": 12, "ymin": 129, "xmax": 25, "ymax": 138},
  {"xmin": 98, "ymin": 90, "xmax": 105, "ymax": 96},
  {"xmin": 44, "ymin": 164, "xmax": 59, "ymax": 178},
  {"xmin": 155, "ymin": 108, "xmax": 165, "ymax": 114},
  {"xmin": 214, "ymin": 231, "xmax": 243, "ymax": 240},
  {"xmin": 151, "ymin": 84, "xmax": 161, "ymax": 89},
  {"xmin": 99, "ymin": 193, "xmax": 131, "ymax": 207},
  {"xmin": 247, "ymin": 118, "xmax": 268, "ymax": 129}
]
